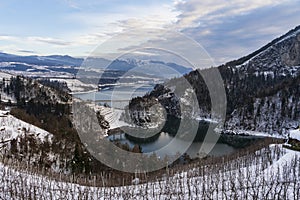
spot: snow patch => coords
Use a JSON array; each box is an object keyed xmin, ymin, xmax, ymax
[
  {"xmin": 0, "ymin": 110, "xmax": 52, "ymax": 142},
  {"xmin": 289, "ymin": 129, "xmax": 300, "ymax": 141}
]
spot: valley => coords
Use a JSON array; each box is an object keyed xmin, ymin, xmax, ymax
[{"xmin": 0, "ymin": 25, "xmax": 300, "ymax": 199}]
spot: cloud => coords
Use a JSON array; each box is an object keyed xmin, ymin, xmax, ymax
[
  {"xmin": 0, "ymin": 35, "xmax": 18, "ymax": 41},
  {"xmin": 173, "ymin": 0, "xmax": 300, "ymax": 64},
  {"xmin": 1, "ymin": 0, "xmax": 299, "ymax": 62},
  {"xmin": 56, "ymin": 2, "xmax": 180, "ymax": 56},
  {"xmin": 79, "ymin": 0, "xmax": 299, "ymax": 65},
  {"xmin": 66, "ymin": 3, "xmax": 178, "ymax": 33},
  {"xmin": 0, "ymin": 1, "xmax": 179, "ymax": 57},
  {"xmin": 17, "ymin": 50, "xmax": 36, "ymax": 54},
  {"xmin": 63, "ymin": 0, "xmax": 80, "ymax": 9},
  {"xmin": 27, "ymin": 37, "xmax": 71, "ymax": 46},
  {"xmin": 0, "ymin": 35, "xmax": 76, "ymax": 56},
  {"xmin": 0, "ymin": 35, "xmax": 70, "ymax": 46},
  {"xmin": 77, "ymin": 0, "xmax": 300, "ymax": 66},
  {"xmin": 174, "ymin": 0, "xmax": 290, "ymax": 29}
]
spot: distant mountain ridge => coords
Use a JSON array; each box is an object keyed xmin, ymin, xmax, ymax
[
  {"xmin": 0, "ymin": 52, "xmax": 193, "ymax": 80},
  {"xmin": 0, "ymin": 52, "xmax": 84, "ymax": 66}
]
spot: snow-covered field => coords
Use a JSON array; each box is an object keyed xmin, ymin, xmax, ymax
[
  {"xmin": 0, "ymin": 62, "xmax": 76, "ymax": 78},
  {"xmin": 50, "ymin": 78, "xmax": 97, "ymax": 93}
]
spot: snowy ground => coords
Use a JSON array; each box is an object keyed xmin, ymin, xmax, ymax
[
  {"xmin": 0, "ymin": 71, "xmax": 13, "ymax": 79},
  {"xmin": 221, "ymin": 129, "xmax": 286, "ymax": 139},
  {"xmin": 0, "ymin": 92, "xmax": 16, "ymax": 104},
  {"xmin": 0, "ymin": 110, "xmax": 52, "ymax": 144},
  {"xmin": 50, "ymin": 78, "xmax": 97, "ymax": 93},
  {"xmin": 93, "ymin": 105, "xmax": 130, "ymax": 130},
  {"xmin": 289, "ymin": 129, "xmax": 300, "ymax": 141}
]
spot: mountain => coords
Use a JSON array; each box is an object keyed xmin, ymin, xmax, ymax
[
  {"xmin": 0, "ymin": 52, "xmax": 84, "ymax": 66},
  {"xmin": 0, "ymin": 52, "xmax": 192, "ymax": 73},
  {"xmin": 128, "ymin": 25, "xmax": 300, "ymax": 136},
  {"xmin": 0, "ymin": 53, "xmax": 192, "ymax": 82},
  {"xmin": 220, "ymin": 25, "xmax": 300, "ymax": 135},
  {"xmin": 225, "ymin": 25, "xmax": 300, "ymax": 68},
  {"xmin": 103, "ymin": 59, "xmax": 193, "ymax": 77},
  {"xmin": 148, "ymin": 60, "xmax": 193, "ymax": 76}
]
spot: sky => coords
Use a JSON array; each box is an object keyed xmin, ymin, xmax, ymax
[{"xmin": 0, "ymin": 0, "xmax": 300, "ymax": 65}]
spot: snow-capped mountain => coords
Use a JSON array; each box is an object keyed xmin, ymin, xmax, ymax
[
  {"xmin": 222, "ymin": 25, "xmax": 300, "ymax": 135},
  {"xmin": 235, "ymin": 26, "xmax": 300, "ymax": 77},
  {"xmin": 124, "ymin": 58, "xmax": 193, "ymax": 76}
]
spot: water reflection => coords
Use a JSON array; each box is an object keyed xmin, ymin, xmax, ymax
[{"xmin": 108, "ymin": 118, "xmax": 236, "ymax": 159}]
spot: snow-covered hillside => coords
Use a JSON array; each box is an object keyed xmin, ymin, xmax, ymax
[
  {"xmin": 226, "ymin": 89, "xmax": 300, "ymax": 135},
  {"xmin": 0, "ymin": 110, "xmax": 52, "ymax": 143},
  {"xmin": 0, "ymin": 110, "xmax": 57, "ymax": 169},
  {"xmin": 94, "ymin": 105, "xmax": 129, "ymax": 130},
  {"xmin": 0, "ymin": 144, "xmax": 299, "ymax": 199}
]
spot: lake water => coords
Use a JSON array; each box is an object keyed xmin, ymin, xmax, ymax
[
  {"xmin": 75, "ymin": 86, "xmax": 238, "ymax": 159},
  {"xmin": 107, "ymin": 117, "xmax": 237, "ymax": 159},
  {"xmin": 108, "ymin": 132, "xmax": 236, "ymax": 159},
  {"xmin": 73, "ymin": 84, "xmax": 154, "ymax": 109}
]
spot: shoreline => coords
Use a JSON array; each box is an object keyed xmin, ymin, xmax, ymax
[{"xmin": 70, "ymin": 89, "xmax": 98, "ymax": 95}]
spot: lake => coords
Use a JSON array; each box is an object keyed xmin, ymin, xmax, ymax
[
  {"xmin": 73, "ymin": 84, "xmax": 154, "ymax": 109},
  {"xmin": 75, "ymin": 86, "xmax": 258, "ymax": 160},
  {"xmin": 107, "ymin": 131, "xmax": 236, "ymax": 159},
  {"xmin": 107, "ymin": 117, "xmax": 237, "ymax": 159}
]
